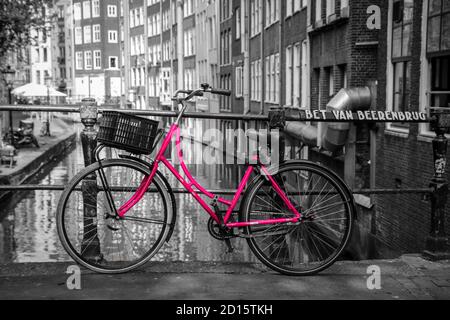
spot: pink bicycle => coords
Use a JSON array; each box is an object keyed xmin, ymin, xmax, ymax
[{"xmin": 57, "ymin": 84, "xmax": 355, "ymax": 276}]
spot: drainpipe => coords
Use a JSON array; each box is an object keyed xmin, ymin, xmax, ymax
[
  {"xmin": 322, "ymin": 86, "xmax": 372, "ymax": 152},
  {"xmin": 284, "ymin": 87, "xmax": 372, "ymax": 152}
]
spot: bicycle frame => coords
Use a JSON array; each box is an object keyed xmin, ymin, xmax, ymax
[
  {"xmin": 110, "ymin": 86, "xmax": 302, "ymax": 228},
  {"xmin": 114, "ymin": 121, "xmax": 302, "ymax": 229}
]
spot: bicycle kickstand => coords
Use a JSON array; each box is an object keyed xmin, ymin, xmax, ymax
[{"xmin": 225, "ymin": 239, "xmax": 234, "ymax": 254}]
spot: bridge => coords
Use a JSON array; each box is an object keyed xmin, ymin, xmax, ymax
[{"xmin": 0, "ymin": 89, "xmax": 449, "ymax": 300}]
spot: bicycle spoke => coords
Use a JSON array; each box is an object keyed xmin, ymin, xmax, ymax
[
  {"xmin": 244, "ymin": 163, "xmax": 353, "ymax": 275},
  {"xmin": 59, "ymin": 160, "xmax": 170, "ymax": 273}
]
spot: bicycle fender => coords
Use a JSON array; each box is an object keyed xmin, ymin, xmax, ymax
[{"xmin": 118, "ymin": 155, "xmax": 178, "ymax": 242}]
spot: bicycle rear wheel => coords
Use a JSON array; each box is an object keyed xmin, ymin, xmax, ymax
[
  {"xmin": 57, "ymin": 159, "xmax": 173, "ymax": 274},
  {"xmin": 241, "ymin": 161, "xmax": 355, "ymax": 276}
]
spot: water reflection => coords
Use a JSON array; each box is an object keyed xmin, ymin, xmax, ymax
[{"xmin": 0, "ymin": 138, "xmax": 258, "ymax": 264}]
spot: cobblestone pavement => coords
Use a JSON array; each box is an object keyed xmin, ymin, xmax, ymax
[{"xmin": 0, "ymin": 255, "xmax": 449, "ymax": 300}]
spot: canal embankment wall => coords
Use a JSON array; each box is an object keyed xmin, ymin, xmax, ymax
[{"xmin": 0, "ymin": 130, "xmax": 77, "ymax": 203}]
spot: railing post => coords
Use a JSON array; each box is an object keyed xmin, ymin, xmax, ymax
[
  {"xmin": 269, "ymin": 106, "xmax": 286, "ymax": 163},
  {"xmin": 79, "ymin": 98, "xmax": 102, "ymax": 261},
  {"xmin": 424, "ymin": 108, "xmax": 450, "ymax": 260}
]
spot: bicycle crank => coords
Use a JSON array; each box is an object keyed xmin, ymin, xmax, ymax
[{"xmin": 207, "ymin": 217, "xmax": 235, "ymax": 241}]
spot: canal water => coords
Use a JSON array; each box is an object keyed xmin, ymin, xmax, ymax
[{"xmin": 0, "ymin": 135, "xmax": 259, "ymax": 265}]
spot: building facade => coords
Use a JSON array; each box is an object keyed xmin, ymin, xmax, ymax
[
  {"xmin": 52, "ymin": 0, "xmax": 75, "ymax": 98},
  {"xmin": 29, "ymin": 5, "xmax": 53, "ymax": 90},
  {"xmin": 374, "ymin": 0, "xmax": 450, "ymax": 257},
  {"xmin": 72, "ymin": 0, "xmax": 123, "ymax": 104},
  {"xmin": 119, "ymin": 0, "xmax": 220, "ymax": 112}
]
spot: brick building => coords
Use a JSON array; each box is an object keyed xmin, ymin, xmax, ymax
[
  {"xmin": 252, "ymin": 0, "xmax": 308, "ymax": 115},
  {"xmin": 72, "ymin": 0, "xmax": 123, "ymax": 104},
  {"xmin": 373, "ymin": 0, "xmax": 450, "ymax": 257},
  {"xmin": 120, "ymin": 0, "xmax": 220, "ymax": 113},
  {"xmin": 217, "ymin": 0, "xmax": 309, "ymax": 160}
]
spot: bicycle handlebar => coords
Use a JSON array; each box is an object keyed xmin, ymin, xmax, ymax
[
  {"xmin": 173, "ymin": 84, "xmax": 231, "ymax": 102},
  {"xmin": 172, "ymin": 84, "xmax": 232, "ymax": 125}
]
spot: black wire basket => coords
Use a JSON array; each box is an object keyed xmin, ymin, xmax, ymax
[{"xmin": 98, "ymin": 111, "xmax": 160, "ymax": 155}]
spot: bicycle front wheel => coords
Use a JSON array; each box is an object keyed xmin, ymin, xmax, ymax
[
  {"xmin": 241, "ymin": 161, "xmax": 355, "ymax": 276},
  {"xmin": 57, "ymin": 159, "xmax": 173, "ymax": 274}
]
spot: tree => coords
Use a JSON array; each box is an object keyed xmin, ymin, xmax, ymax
[{"xmin": 0, "ymin": 0, "xmax": 53, "ymax": 62}]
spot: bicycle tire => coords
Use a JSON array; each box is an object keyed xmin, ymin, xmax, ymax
[
  {"xmin": 56, "ymin": 159, "xmax": 173, "ymax": 274},
  {"xmin": 240, "ymin": 161, "xmax": 355, "ymax": 276}
]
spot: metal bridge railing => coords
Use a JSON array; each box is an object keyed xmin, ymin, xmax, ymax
[{"xmin": 0, "ymin": 99, "xmax": 449, "ymax": 259}]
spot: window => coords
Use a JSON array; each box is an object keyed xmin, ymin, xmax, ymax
[
  {"xmin": 92, "ymin": 0, "xmax": 100, "ymax": 17},
  {"xmin": 296, "ymin": 0, "xmax": 306, "ymax": 11},
  {"xmin": 265, "ymin": 0, "xmax": 280, "ymax": 27},
  {"xmin": 108, "ymin": 5, "xmax": 117, "ymax": 17},
  {"xmin": 139, "ymin": 7, "xmax": 144, "ymax": 25},
  {"xmin": 219, "ymin": 74, "xmax": 232, "ymax": 111},
  {"xmin": 339, "ymin": 64, "xmax": 347, "ymax": 89},
  {"xmin": 184, "ymin": 0, "xmax": 195, "ymax": 17},
  {"xmin": 236, "ymin": 65, "xmax": 243, "ymax": 97},
  {"xmin": 293, "ymin": 44, "xmax": 301, "ymax": 107},
  {"xmin": 83, "ymin": 1, "xmax": 91, "ymax": 19},
  {"xmin": 392, "ymin": 0, "xmax": 413, "ymax": 115},
  {"xmin": 220, "ymin": 29, "xmax": 231, "ymax": 65},
  {"xmin": 220, "ymin": 0, "xmax": 230, "ymax": 21},
  {"xmin": 93, "ymin": 50, "xmax": 101, "ymax": 69},
  {"xmin": 251, "ymin": 60, "xmax": 262, "ymax": 101},
  {"xmin": 130, "ymin": 10, "xmax": 135, "ymax": 28},
  {"xmin": 84, "ymin": 51, "xmax": 92, "ymax": 70},
  {"xmin": 75, "ymin": 52, "xmax": 83, "ymax": 70},
  {"xmin": 341, "ymin": 0, "xmax": 349, "ymax": 10},
  {"xmin": 286, "ymin": 46, "xmax": 293, "ymax": 106},
  {"xmin": 429, "ymin": 56, "xmax": 450, "ymax": 108},
  {"xmin": 43, "ymin": 48, "xmax": 48, "ymax": 62},
  {"xmin": 393, "ymin": 61, "xmax": 411, "ymax": 112},
  {"xmin": 265, "ymin": 57, "xmax": 271, "ymax": 102},
  {"xmin": 392, "ymin": 0, "xmax": 413, "ymax": 58},
  {"xmin": 387, "ymin": 0, "xmax": 414, "ymax": 130},
  {"xmin": 326, "ymin": 0, "xmax": 335, "ymax": 18},
  {"xmin": 301, "ymin": 40, "xmax": 308, "ymax": 108},
  {"xmin": 108, "ymin": 30, "xmax": 118, "ymax": 43},
  {"xmin": 74, "ymin": 2, "xmax": 82, "ymax": 20},
  {"xmin": 264, "ymin": 54, "xmax": 279, "ymax": 103},
  {"xmin": 236, "ymin": 7, "xmax": 241, "ymax": 39},
  {"xmin": 93, "ymin": 24, "xmax": 101, "ymax": 42},
  {"xmin": 427, "ymin": 0, "xmax": 450, "ymax": 111},
  {"xmin": 328, "ymin": 67, "xmax": 335, "ymax": 97},
  {"xmin": 287, "ymin": 0, "xmax": 293, "ymax": 17},
  {"xmin": 250, "ymin": 0, "xmax": 262, "ymax": 37},
  {"xmin": 75, "ymin": 27, "xmax": 82, "ymax": 44},
  {"xmin": 288, "ymin": 0, "xmax": 306, "ymax": 17},
  {"xmin": 109, "ymin": 56, "xmax": 118, "ymax": 69},
  {"xmin": 427, "ymin": 0, "xmax": 450, "ymax": 53},
  {"xmin": 135, "ymin": 8, "xmax": 141, "ymax": 25},
  {"xmin": 184, "ymin": 28, "xmax": 196, "ymax": 56},
  {"xmin": 315, "ymin": 0, "xmax": 322, "ymax": 23},
  {"xmin": 84, "ymin": 25, "xmax": 91, "ymax": 44},
  {"xmin": 274, "ymin": 54, "xmax": 280, "ymax": 103}
]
